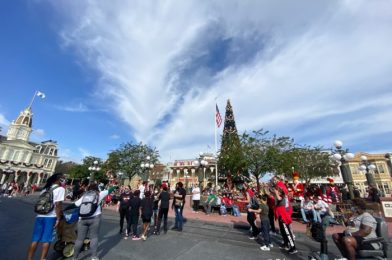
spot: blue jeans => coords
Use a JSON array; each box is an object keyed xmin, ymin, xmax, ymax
[
  {"xmin": 316, "ymin": 211, "xmax": 327, "ymax": 223},
  {"xmin": 260, "ymin": 219, "xmax": 271, "ymax": 245},
  {"xmin": 301, "ymin": 208, "xmax": 317, "ymax": 223},
  {"xmin": 174, "ymin": 206, "xmax": 183, "ymax": 229}
]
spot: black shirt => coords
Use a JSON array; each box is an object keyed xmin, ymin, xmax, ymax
[
  {"xmin": 173, "ymin": 188, "xmax": 186, "ymax": 208},
  {"xmin": 129, "ymin": 196, "xmax": 141, "ymax": 215},
  {"xmin": 159, "ymin": 191, "xmax": 170, "ymax": 209},
  {"xmin": 141, "ymin": 198, "xmax": 153, "ymax": 217},
  {"xmin": 119, "ymin": 192, "xmax": 132, "ymax": 208}
]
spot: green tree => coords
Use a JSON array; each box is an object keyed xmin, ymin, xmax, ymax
[
  {"xmin": 290, "ymin": 146, "xmax": 335, "ymax": 185},
  {"xmin": 241, "ymin": 129, "xmax": 294, "ymax": 190},
  {"xmin": 55, "ymin": 161, "xmax": 77, "ymax": 176},
  {"xmin": 109, "ymin": 142, "xmax": 159, "ymax": 180},
  {"xmin": 68, "ymin": 164, "xmax": 89, "ymax": 180}
]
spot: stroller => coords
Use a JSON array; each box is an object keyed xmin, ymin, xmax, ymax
[{"xmin": 54, "ymin": 207, "xmax": 91, "ymax": 258}]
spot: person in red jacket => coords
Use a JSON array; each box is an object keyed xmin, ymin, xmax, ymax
[
  {"xmin": 326, "ymin": 178, "xmax": 340, "ymax": 204},
  {"xmin": 290, "ymin": 172, "xmax": 305, "ymax": 201}
]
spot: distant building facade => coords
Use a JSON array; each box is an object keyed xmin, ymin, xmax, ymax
[{"xmin": 0, "ymin": 106, "xmax": 58, "ymax": 186}]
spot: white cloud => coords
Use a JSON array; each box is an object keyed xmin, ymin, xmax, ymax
[
  {"xmin": 33, "ymin": 128, "xmax": 45, "ymax": 137},
  {"xmin": 110, "ymin": 134, "xmax": 120, "ymax": 140},
  {"xmin": 78, "ymin": 147, "xmax": 91, "ymax": 158},
  {"xmin": 50, "ymin": 0, "xmax": 392, "ymax": 161},
  {"xmin": 55, "ymin": 102, "xmax": 90, "ymax": 112}
]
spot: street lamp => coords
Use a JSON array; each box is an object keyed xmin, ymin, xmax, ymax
[
  {"xmin": 141, "ymin": 156, "xmax": 154, "ymax": 182},
  {"xmin": 88, "ymin": 160, "xmax": 101, "ymax": 184},
  {"xmin": 331, "ymin": 140, "xmax": 355, "ymax": 199},
  {"xmin": 385, "ymin": 153, "xmax": 392, "ymax": 178},
  {"xmin": 359, "ymin": 155, "xmax": 377, "ymax": 188},
  {"xmin": 193, "ymin": 153, "xmax": 209, "ymax": 189},
  {"xmin": 117, "ymin": 172, "xmax": 124, "ymax": 185}
]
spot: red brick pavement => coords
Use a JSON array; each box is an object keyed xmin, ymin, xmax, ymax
[{"xmin": 106, "ymin": 195, "xmax": 390, "ymax": 236}]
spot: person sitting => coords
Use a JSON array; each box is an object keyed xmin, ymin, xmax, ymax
[
  {"xmin": 300, "ymin": 195, "xmax": 317, "ymax": 223},
  {"xmin": 203, "ymin": 191, "xmax": 218, "ymax": 215},
  {"xmin": 313, "ymin": 196, "xmax": 329, "ymax": 223},
  {"xmin": 332, "ymin": 200, "xmax": 381, "ymax": 260}
]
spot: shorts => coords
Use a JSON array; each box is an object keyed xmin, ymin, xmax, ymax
[
  {"xmin": 141, "ymin": 215, "xmax": 152, "ymax": 223},
  {"xmin": 32, "ymin": 217, "xmax": 57, "ymax": 243},
  {"xmin": 337, "ymin": 233, "xmax": 376, "ymax": 250}
]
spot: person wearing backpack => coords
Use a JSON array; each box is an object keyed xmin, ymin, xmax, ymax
[
  {"xmin": 27, "ymin": 173, "xmax": 66, "ymax": 260},
  {"xmin": 72, "ymin": 183, "xmax": 117, "ymax": 260}
]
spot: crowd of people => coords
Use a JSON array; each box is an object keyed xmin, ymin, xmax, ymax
[
  {"xmin": 1, "ymin": 181, "xmax": 38, "ymax": 197},
  {"xmin": 25, "ymin": 170, "xmax": 385, "ymax": 260}
]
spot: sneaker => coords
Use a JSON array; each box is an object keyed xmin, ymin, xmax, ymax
[
  {"xmin": 288, "ymin": 248, "xmax": 298, "ymax": 254},
  {"xmin": 154, "ymin": 231, "xmax": 160, "ymax": 235},
  {"xmin": 269, "ymin": 243, "xmax": 273, "ymax": 248},
  {"xmin": 171, "ymin": 227, "xmax": 178, "ymax": 230},
  {"xmin": 141, "ymin": 235, "xmax": 146, "ymax": 241},
  {"xmin": 132, "ymin": 235, "xmax": 140, "ymax": 241},
  {"xmin": 91, "ymin": 258, "xmax": 99, "ymax": 260},
  {"xmin": 260, "ymin": 245, "xmax": 270, "ymax": 251},
  {"xmin": 279, "ymin": 244, "xmax": 290, "ymax": 251},
  {"xmin": 248, "ymin": 236, "xmax": 256, "ymax": 240}
]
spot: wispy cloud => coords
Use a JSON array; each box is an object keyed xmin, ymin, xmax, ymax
[
  {"xmin": 110, "ymin": 134, "xmax": 120, "ymax": 140},
  {"xmin": 33, "ymin": 128, "xmax": 45, "ymax": 137},
  {"xmin": 50, "ymin": 0, "xmax": 392, "ymax": 161},
  {"xmin": 55, "ymin": 102, "xmax": 90, "ymax": 112},
  {"xmin": 78, "ymin": 147, "xmax": 91, "ymax": 158}
]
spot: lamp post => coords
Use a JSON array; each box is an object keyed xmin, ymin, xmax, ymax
[
  {"xmin": 193, "ymin": 153, "xmax": 208, "ymax": 190},
  {"xmin": 140, "ymin": 156, "xmax": 154, "ymax": 182},
  {"xmin": 359, "ymin": 155, "xmax": 377, "ymax": 188},
  {"xmin": 331, "ymin": 140, "xmax": 355, "ymax": 199},
  {"xmin": 385, "ymin": 153, "xmax": 392, "ymax": 178},
  {"xmin": 88, "ymin": 160, "xmax": 101, "ymax": 184},
  {"xmin": 117, "ymin": 172, "xmax": 124, "ymax": 185}
]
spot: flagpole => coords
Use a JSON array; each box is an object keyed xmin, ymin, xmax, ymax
[
  {"xmin": 28, "ymin": 91, "xmax": 38, "ymax": 109},
  {"xmin": 214, "ymin": 103, "xmax": 218, "ymax": 187}
]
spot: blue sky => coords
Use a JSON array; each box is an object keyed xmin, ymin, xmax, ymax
[{"xmin": 0, "ymin": 0, "xmax": 392, "ymax": 163}]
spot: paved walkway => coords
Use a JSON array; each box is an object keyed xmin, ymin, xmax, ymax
[{"xmin": 105, "ymin": 195, "xmax": 353, "ymax": 235}]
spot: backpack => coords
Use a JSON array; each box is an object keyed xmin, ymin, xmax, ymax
[
  {"xmin": 34, "ymin": 186, "xmax": 59, "ymax": 215},
  {"xmin": 310, "ymin": 222, "xmax": 324, "ymax": 242},
  {"xmin": 79, "ymin": 191, "xmax": 99, "ymax": 218}
]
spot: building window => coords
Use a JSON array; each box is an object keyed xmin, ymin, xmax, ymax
[
  {"xmin": 384, "ymin": 183, "xmax": 390, "ymax": 194},
  {"xmin": 43, "ymin": 158, "xmax": 49, "ymax": 167},
  {"xmin": 47, "ymin": 159, "xmax": 53, "ymax": 169},
  {"xmin": 377, "ymin": 163, "xmax": 385, "ymax": 174},
  {"xmin": 350, "ymin": 165, "xmax": 359, "ymax": 174},
  {"xmin": 13, "ymin": 151, "xmax": 20, "ymax": 161},
  {"xmin": 0, "ymin": 148, "xmax": 4, "ymax": 159}
]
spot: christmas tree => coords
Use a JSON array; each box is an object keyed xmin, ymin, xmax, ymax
[{"xmin": 218, "ymin": 99, "xmax": 247, "ymax": 184}]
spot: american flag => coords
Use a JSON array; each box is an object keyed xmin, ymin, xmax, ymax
[{"xmin": 216, "ymin": 104, "xmax": 222, "ymax": 127}]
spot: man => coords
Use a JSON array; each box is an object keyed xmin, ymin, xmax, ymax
[
  {"xmin": 326, "ymin": 178, "xmax": 340, "ymax": 204},
  {"xmin": 203, "ymin": 191, "xmax": 218, "ymax": 215},
  {"xmin": 154, "ymin": 183, "xmax": 170, "ymax": 235},
  {"xmin": 332, "ymin": 200, "xmax": 381, "ymax": 260},
  {"xmin": 73, "ymin": 183, "xmax": 117, "ymax": 259},
  {"xmin": 27, "ymin": 173, "xmax": 65, "ymax": 260},
  {"xmin": 313, "ymin": 196, "xmax": 329, "ymax": 223},
  {"xmin": 300, "ymin": 195, "xmax": 317, "ymax": 223},
  {"xmin": 192, "ymin": 185, "xmax": 201, "ymax": 213},
  {"xmin": 172, "ymin": 182, "xmax": 186, "ymax": 231}
]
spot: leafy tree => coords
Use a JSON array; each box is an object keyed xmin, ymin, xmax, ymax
[
  {"xmin": 289, "ymin": 146, "xmax": 335, "ymax": 185},
  {"xmin": 108, "ymin": 142, "xmax": 159, "ymax": 180},
  {"xmin": 55, "ymin": 160, "xmax": 77, "ymax": 176},
  {"xmin": 241, "ymin": 129, "xmax": 294, "ymax": 190},
  {"xmin": 68, "ymin": 164, "xmax": 89, "ymax": 180}
]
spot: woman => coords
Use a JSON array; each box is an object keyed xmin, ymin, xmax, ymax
[
  {"xmin": 140, "ymin": 190, "xmax": 154, "ymax": 240},
  {"xmin": 72, "ymin": 183, "xmax": 117, "ymax": 260},
  {"xmin": 274, "ymin": 187, "xmax": 297, "ymax": 254},
  {"xmin": 127, "ymin": 190, "xmax": 141, "ymax": 240},
  {"xmin": 240, "ymin": 184, "xmax": 259, "ymax": 239},
  {"xmin": 192, "ymin": 185, "xmax": 201, "ymax": 213},
  {"xmin": 117, "ymin": 186, "xmax": 132, "ymax": 235}
]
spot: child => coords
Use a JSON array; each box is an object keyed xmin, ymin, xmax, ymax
[{"xmin": 249, "ymin": 194, "xmax": 272, "ymax": 251}]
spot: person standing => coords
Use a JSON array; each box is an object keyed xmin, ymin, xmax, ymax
[
  {"xmin": 127, "ymin": 190, "xmax": 142, "ymax": 240},
  {"xmin": 117, "ymin": 186, "xmax": 132, "ymax": 235},
  {"xmin": 27, "ymin": 173, "xmax": 65, "ymax": 260},
  {"xmin": 274, "ymin": 187, "xmax": 297, "ymax": 254},
  {"xmin": 154, "ymin": 184, "xmax": 170, "ymax": 235},
  {"xmin": 192, "ymin": 185, "xmax": 201, "ymax": 213},
  {"xmin": 140, "ymin": 190, "xmax": 153, "ymax": 241},
  {"xmin": 72, "ymin": 183, "xmax": 117, "ymax": 260},
  {"xmin": 172, "ymin": 182, "xmax": 186, "ymax": 231},
  {"xmin": 249, "ymin": 194, "xmax": 272, "ymax": 251}
]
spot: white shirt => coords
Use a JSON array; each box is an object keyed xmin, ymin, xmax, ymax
[
  {"xmin": 37, "ymin": 184, "xmax": 65, "ymax": 218},
  {"xmin": 192, "ymin": 187, "xmax": 200, "ymax": 200},
  {"xmin": 315, "ymin": 200, "xmax": 329, "ymax": 214},
  {"xmin": 139, "ymin": 184, "xmax": 145, "ymax": 199},
  {"xmin": 75, "ymin": 190, "xmax": 108, "ymax": 217}
]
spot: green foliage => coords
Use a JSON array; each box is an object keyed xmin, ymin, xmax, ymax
[
  {"xmin": 241, "ymin": 129, "xmax": 294, "ymax": 189},
  {"xmin": 218, "ymin": 133, "xmax": 247, "ymax": 179},
  {"xmin": 289, "ymin": 146, "xmax": 335, "ymax": 185},
  {"xmin": 107, "ymin": 142, "xmax": 159, "ymax": 180},
  {"xmin": 55, "ymin": 161, "xmax": 77, "ymax": 176},
  {"xmin": 68, "ymin": 164, "xmax": 89, "ymax": 180}
]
